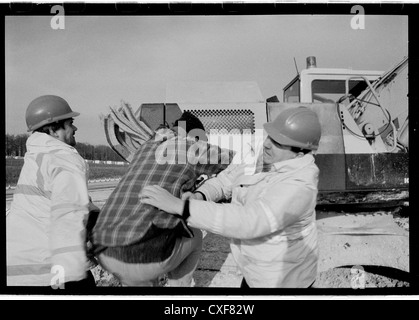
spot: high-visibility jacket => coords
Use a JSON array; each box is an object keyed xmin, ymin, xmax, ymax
[
  {"xmin": 189, "ymin": 137, "xmax": 319, "ymax": 288},
  {"xmin": 7, "ymin": 132, "xmax": 90, "ymax": 286}
]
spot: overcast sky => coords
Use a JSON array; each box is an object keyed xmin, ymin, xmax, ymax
[{"xmin": 5, "ymin": 14, "xmax": 408, "ymax": 145}]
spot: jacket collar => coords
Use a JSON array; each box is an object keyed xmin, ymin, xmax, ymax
[
  {"xmin": 27, "ymin": 132, "xmax": 76, "ymax": 153},
  {"xmin": 236, "ymin": 153, "xmax": 315, "ymax": 186},
  {"xmin": 271, "ymin": 153, "xmax": 315, "ymax": 173}
]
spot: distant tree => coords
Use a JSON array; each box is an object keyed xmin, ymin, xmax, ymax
[
  {"xmin": 74, "ymin": 142, "xmax": 123, "ymax": 161},
  {"xmin": 5, "ymin": 134, "xmax": 29, "ymax": 157},
  {"xmin": 6, "ymin": 133, "xmax": 121, "ymax": 161},
  {"xmin": 5, "ymin": 134, "xmax": 13, "ymax": 156},
  {"xmin": 75, "ymin": 142, "xmax": 93, "ymax": 160},
  {"xmin": 17, "ymin": 134, "xmax": 28, "ymax": 156}
]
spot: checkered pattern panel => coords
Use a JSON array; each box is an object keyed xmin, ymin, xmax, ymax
[{"xmin": 186, "ymin": 109, "xmax": 255, "ymax": 134}]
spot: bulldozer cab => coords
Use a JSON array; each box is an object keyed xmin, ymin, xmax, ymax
[{"xmin": 283, "ymin": 64, "xmax": 383, "ymax": 104}]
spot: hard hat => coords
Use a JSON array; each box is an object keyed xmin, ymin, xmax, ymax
[
  {"xmin": 25, "ymin": 95, "xmax": 80, "ymax": 132},
  {"xmin": 263, "ymin": 107, "xmax": 321, "ymax": 151}
]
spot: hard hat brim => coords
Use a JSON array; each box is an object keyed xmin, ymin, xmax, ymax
[
  {"xmin": 263, "ymin": 122, "xmax": 318, "ymax": 151},
  {"xmin": 27, "ymin": 111, "xmax": 80, "ymax": 132},
  {"xmin": 263, "ymin": 122, "xmax": 298, "ymax": 147}
]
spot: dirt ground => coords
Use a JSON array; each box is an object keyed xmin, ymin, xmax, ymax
[
  {"xmin": 6, "ymin": 181, "xmax": 410, "ymax": 290},
  {"xmin": 21, "ymin": 184, "xmax": 407, "ymax": 289},
  {"xmin": 90, "ymin": 263, "xmax": 122, "ymax": 287},
  {"xmin": 313, "ymin": 210, "xmax": 410, "ymax": 289},
  {"xmin": 89, "ymin": 212, "xmax": 409, "ymax": 289},
  {"xmin": 314, "ymin": 266, "xmax": 410, "ymax": 288}
]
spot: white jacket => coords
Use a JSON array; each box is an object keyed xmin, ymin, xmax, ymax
[
  {"xmin": 7, "ymin": 132, "xmax": 90, "ymax": 286},
  {"xmin": 190, "ymin": 137, "xmax": 319, "ymax": 288}
]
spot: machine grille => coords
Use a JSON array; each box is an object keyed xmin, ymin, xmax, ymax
[{"xmin": 186, "ymin": 109, "xmax": 255, "ymax": 134}]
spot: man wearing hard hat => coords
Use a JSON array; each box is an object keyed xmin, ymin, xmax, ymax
[
  {"xmin": 6, "ymin": 95, "xmax": 97, "ymax": 290},
  {"xmin": 141, "ymin": 106, "xmax": 322, "ymax": 288}
]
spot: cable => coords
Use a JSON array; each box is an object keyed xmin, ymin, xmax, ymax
[{"xmin": 336, "ymin": 100, "xmax": 392, "ymax": 139}]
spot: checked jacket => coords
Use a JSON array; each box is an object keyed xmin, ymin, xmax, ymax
[{"xmin": 92, "ymin": 129, "xmax": 232, "ymax": 251}]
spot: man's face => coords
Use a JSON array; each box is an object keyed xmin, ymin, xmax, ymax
[
  {"xmin": 55, "ymin": 118, "xmax": 78, "ymax": 146},
  {"xmin": 262, "ymin": 136, "xmax": 296, "ymax": 165}
]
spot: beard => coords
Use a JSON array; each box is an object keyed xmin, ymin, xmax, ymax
[{"xmin": 68, "ymin": 136, "xmax": 76, "ymax": 147}]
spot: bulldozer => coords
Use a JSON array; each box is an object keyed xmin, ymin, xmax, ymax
[{"xmin": 103, "ymin": 56, "xmax": 409, "ymax": 281}]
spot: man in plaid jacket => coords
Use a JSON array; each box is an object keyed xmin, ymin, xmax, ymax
[{"xmin": 92, "ymin": 112, "xmax": 233, "ymax": 286}]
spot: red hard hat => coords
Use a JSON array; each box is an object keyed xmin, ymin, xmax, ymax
[
  {"xmin": 263, "ymin": 107, "xmax": 321, "ymax": 151},
  {"xmin": 25, "ymin": 95, "xmax": 80, "ymax": 132}
]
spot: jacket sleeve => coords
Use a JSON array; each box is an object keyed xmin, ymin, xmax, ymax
[
  {"xmin": 194, "ymin": 161, "xmax": 242, "ymax": 202},
  {"xmin": 188, "ymin": 181, "xmax": 316, "ymax": 239},
  {"xmin": 187, "ymin": 141, "xmax": 233, "ymax": 200},
  {"xmin": 195, "ymin": 136, "xmax": 263, "ymax": 203},
  {"xmin": 48, "ymin": 153, "xmax": 90, "ymax": 283}
]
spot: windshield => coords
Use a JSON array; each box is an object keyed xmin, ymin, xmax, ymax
[
  {"xmin": 311, "ymin": 79, "xmax": 368, "ymax": 103},
  {"xmin": 283, "ymin": 79, "xmax": 300, "ymax": 102}
]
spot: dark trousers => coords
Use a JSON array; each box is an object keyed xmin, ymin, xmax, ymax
[{"xmin": 64, "ymin": 270, "xmax": 96, "ymax": 290}]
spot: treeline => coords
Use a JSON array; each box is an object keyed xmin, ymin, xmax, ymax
[
  {"xmin": 5, "ymin": 134, "xmax": 28, "ymax": 157},
  {"xmin": 5, "ymin": 133, "xmax": 124, "ymax": 161},
  {"xmin": 76, "ymin": 143, "xmax": 124, "ymax": 161}
]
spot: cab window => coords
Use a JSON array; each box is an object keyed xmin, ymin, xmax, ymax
[
  {"xmin": 283, "ymin": 79, "xmax": 300, "ymax": 102},
  {"xmin": 311, "ymin": 80, "xmax": 367, "ymax": 103}
]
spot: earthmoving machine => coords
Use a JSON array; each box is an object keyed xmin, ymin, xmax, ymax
[
  {"xmin": 104, "ymin": 56, "xmax": 409, "ymax": 208},
  {"xmin": 103, "ymin": 56, "xmax": 410, "ymax": 279}
]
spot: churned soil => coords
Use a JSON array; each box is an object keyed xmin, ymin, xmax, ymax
[
  {"xmin": 314, "ymin": 211, "xmax": 409, "ymax": 289},
  {"xmin": 314, "ymin": 266, "xmax": 410, "ymax": 288},
  {"xmin": 90, "ymin": 264, "xmax": 122, "ymax": 287},
  {"xmin": 87, "ymin": 188, "xmax": 410, "ymax": 289},
  {"xmin": 92, "ymin": 264, "xmax": 411, "ymax": 288},
  {"xmin": 91, "ymin": 215, "xmax": 410, "ymax": 288}
]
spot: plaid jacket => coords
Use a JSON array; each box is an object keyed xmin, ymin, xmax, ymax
[{"xmin": 92, "ymin": 129, "xmax": 233, "ymax": 249}]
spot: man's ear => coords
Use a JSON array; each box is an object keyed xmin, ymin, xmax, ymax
[{"xmin": 48, "ymin": 127, "xmax": 59, "ymax": 138}]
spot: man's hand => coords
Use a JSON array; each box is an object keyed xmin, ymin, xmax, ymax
[
  {"xmin": 181, "ymin": 192, "xmax": 193, "ymax": 200},
  {"xmin": 181, "ymin": 192, "xmax": 204, "ymax": 201},
  {"xmin": 140, "ymin": 185, "xmax": 184, "ymax": 216}
]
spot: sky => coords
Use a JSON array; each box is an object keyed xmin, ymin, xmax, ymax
[{"xmin": 5, "ymin": 14, "xmax": 408, "ymax": 146}]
